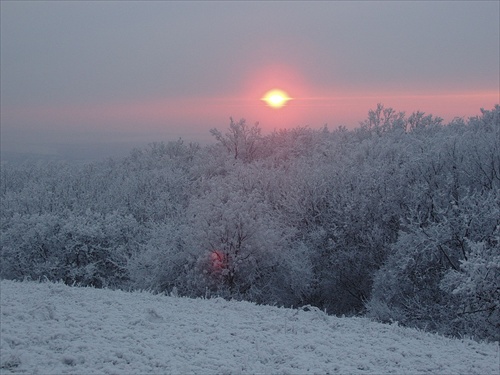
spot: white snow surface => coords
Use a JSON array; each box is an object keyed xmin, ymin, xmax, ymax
[{"xmin": 1, "ymin": 280, "xmax": 498, "ymax": 375}]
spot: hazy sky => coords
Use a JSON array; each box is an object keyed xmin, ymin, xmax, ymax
[{"xmin": 1, "ymin": 1, "xmax": 499, "ymax": 160}]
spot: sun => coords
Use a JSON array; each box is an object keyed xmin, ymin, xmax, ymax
[{"xmin": 262, "ymin": 89, "xmax": 292, "ymax": 108}]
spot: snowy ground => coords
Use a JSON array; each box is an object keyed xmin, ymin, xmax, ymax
[{"xmin": 1, "ymin": 280, "xmax": 498, "ymax": 375}]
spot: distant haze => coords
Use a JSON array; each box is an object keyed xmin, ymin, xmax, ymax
[{"xmin": 1, "ymin": 1, "xmax": 499, "ymax": 162}]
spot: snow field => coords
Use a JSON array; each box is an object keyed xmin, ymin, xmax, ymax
[{"xmin": 1, "ymin": 280, "xmax": 498, "ymax": 374}]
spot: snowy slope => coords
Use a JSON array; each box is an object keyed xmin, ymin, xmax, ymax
[{"xmin": 1, "ymin": 280, "xmax": 498, "ymax": 375}]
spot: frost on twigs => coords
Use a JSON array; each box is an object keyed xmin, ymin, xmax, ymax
[{"xmin": 0, "ymin": 353, "xmax": 21, "ymax": 370}]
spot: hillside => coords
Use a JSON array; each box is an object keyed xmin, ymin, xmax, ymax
[{"xmin": 1, "ymin": 280, "xmax": 498, "ymax": 374}]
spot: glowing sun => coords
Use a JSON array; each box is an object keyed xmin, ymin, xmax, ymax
[{"xmin": 262, "ymin": 89, "xmax": 292, "ymax": 108}]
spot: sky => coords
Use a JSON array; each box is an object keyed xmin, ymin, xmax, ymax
[{"xmin": 1, "ymin": 1, "xmax": 499, "ymax": 161}]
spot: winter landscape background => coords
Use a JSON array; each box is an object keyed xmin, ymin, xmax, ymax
[
  {"xmin": 2, "ymin": 105, "xmax": 499, "ymax": 348},
  {"xmin": 2, "ymin": 2, "xmax": 499, "ymax": 373}
]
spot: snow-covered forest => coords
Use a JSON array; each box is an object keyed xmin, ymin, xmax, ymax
[{"xmin": 1, "ymin": 104, "xmax": 499, "ymax": 341}]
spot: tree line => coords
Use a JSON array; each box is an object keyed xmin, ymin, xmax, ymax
[{"xmin": 1, "ymin": 104, "xmax": 498, "ymax": 341}]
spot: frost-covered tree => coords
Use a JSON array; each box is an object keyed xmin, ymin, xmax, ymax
[
  {"xmin": 441, "ymin": 237, "xmax": 500, "ymax": 341},
  {"xmin": 210, "ymin": 118, "xmax": 262, "ymax": 162},
  {"xmin": 367, "ymin": 172, "xmax": 500, "ymax": 340},
  {"xmin": 1, "ymin": 211, "xmax": 142, "ymax": 288},
  {"xmin": 127, "ymin": 221, "xmax": 188, "ymax": 293},
  {"xmin": 182, "ymin": 176, "xmax": 312, "ymax": 305}
]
